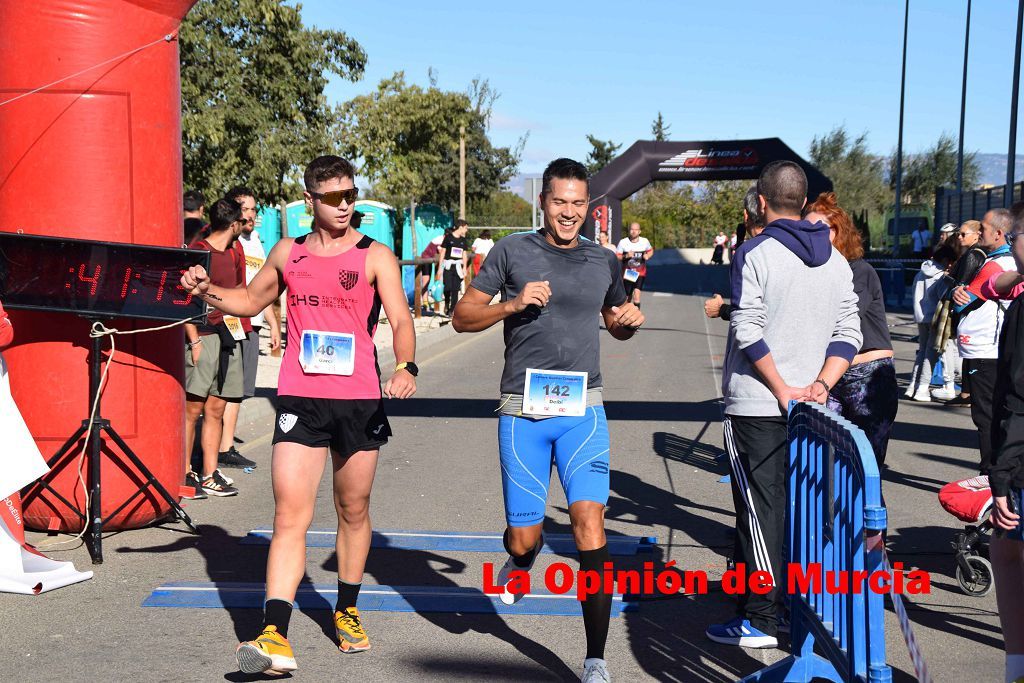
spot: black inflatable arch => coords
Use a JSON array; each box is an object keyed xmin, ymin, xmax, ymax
[{"xmin": 584, "ymin": 138, "xmax": 832, "ymax": 242}]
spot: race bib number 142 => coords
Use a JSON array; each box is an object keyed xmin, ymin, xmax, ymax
[{"xmin": 523, "ymin": 369, "xmax": 587, "ymax": 417}]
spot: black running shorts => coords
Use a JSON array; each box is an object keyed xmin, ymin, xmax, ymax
[
  {"xmin": 624, "ymin": 275, "xmax": 646, "ymax": 297},
  {"xmin": 273, "ymin": 396, "xmax": 392, "ymax": 457}
]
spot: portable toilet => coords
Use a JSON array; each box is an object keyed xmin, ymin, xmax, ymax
[
  {"xmin": 256, "ymin": 205, "xmax": 282, "ymax": 252},
  {"xmin": 285, "ymin": 200, "xmax": 315, "ymax": 240},
  {"xmin": 401, "ymin": 204, "xmax": 453, "ymax": 302},
  {"xmin": 353, "ymin": 200, "xmax": 396, "ymax": 251}
]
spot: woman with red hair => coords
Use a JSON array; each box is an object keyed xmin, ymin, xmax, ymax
[{"xmin": 805, "ymin": 193, "xmax": 899, "ymax": 468}]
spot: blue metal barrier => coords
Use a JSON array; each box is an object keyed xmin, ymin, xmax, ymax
[{"xmin": 743, "ymin": 402, "xmax": 891, "ymax": 683}]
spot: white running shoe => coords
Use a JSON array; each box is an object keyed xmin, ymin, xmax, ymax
[
  {"xmin": 911, "ymin": 391, "xmax": 932, "ymax": 402},
  {"xmin": 581, "ymin": 658, "xmax": 611, "ymax": 682},
  {"xmin": 705, "ymin": 617, "xmax": 779, "ymax": 648},
  {"xmin": 931, "ymin": 387, "xmax": 957, "ymax": 401},
  {"xmin": 495, "ymin": 534, "xmax": 542, "ymax": 606}
]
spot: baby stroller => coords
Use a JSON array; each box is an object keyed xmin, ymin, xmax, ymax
[{"xmin": 938, "ymin": 475, "xmax": 995, "ymax": 596}]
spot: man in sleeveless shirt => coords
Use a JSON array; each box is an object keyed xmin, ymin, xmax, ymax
[
  {"xmin": 453, "ymin": 158, "xmax": 645, "ymax": 683},
  {"xmin": 182, "ymin": 156, "xmax": 417, "ymax": 676}
]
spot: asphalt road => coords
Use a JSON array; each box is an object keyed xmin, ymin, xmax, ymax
[{"xmin": 1, "ymin": 271, "xmax": 1004, "ymax": 682}]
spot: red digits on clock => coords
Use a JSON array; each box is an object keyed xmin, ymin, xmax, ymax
[
  {"xmin": 172, "ymin": 269, "xmax": 193, "ymax": 305},
  {"xmin": 120, "ymin": 267, "xmax": 133, "ymax": 298},
  {"xmin": 156, "ymin": 270, "xmax": 168, "ymax": 301},
  {"xmin": 79, "ymin": 263, "xmax": 101, "ymax": 296}
]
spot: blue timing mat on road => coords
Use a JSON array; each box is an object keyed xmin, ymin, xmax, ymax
[
  {"xmin": 240, "ymin": 529, "xmax": 657, "ymax": 556},
  {"xmin": 142, "ymin": 581, "xmax": 636, "ymax": 616}
]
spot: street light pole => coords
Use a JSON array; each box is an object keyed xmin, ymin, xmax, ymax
[
  {"xmin": 956, "ymin": 0, "xmax": 972, "ymax": 221},
  {"xmin": 893, "ymin": 0, "xmax": 910, "ymax": 257},
  {"xmin": 459, "ymin": 125, "xmax": 466, "ymax": 220},
  {"xmin": 1007, "ymin": 0, "xmax": 1024, "ymax": 208},
  {"xmin": 411, "ymin": 199, "xmax": 421, "ymax": 319}
]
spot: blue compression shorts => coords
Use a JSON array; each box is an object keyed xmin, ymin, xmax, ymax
[{"xmin": 498, "ymin": 406, "xmax": 610, "ymax": 527}]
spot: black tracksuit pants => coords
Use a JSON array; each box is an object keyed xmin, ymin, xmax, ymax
[
  {"xmin": 443, "ymin": 266, "xmax": 462, "ymax": 314},
  {"xmin": 724, "ymin": 414, "xmax": 788, "ymax": 636},
  {"xmin": 965, "ymin": 357, "xmax": 999, "ymax": 474}
]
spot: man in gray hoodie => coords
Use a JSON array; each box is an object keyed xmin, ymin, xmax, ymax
[{"xmin": 705, "ymin": 161, "xmax": 862, "ymax": 649}]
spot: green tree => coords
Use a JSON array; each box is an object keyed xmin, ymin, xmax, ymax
[
  {"xmin": 338, "ymin": 73, "xmax": 522, "ymax": 209},
  {"xmin": 467, "ymin": 190, "xmax": 531, "ymax": 227},
  {"xmin": 623, "ymin": 181, "xmax": 747, "ymax": 249},
  {"xmin": 180, "ymin": 0, "xmax": 366, "ymax": 204},
  {"xmin": 585, "ymin": 135, "xmax": 622, "ymax": 175},
  {"xmin": 809, "ymin": 126, "xmax": 890, "ymax": 215},
  {"xmin": 651, "ymin": 112, "xmax": 670, "ymax": 141},
  {"xmin": 891, "ymin": 132, "xmax": 979, "ymax": 205}
]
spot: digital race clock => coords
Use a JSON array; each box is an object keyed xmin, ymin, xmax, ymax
[{"xmin": 0, "ymin": 232, "xmax": 210, "ymax": 322}]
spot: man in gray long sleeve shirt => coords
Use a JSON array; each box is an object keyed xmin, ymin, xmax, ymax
[{"xmin": 705, "ymin": 161, "xmax": 862, "ymax": 649}]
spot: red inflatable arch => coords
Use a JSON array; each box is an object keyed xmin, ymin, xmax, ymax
[{"xmin": 0, "ymin": 0, "xmax": 198, "ymax": 531}]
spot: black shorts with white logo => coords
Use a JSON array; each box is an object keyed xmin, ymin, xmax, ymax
[{"xmin": 273, "ymin": 396, "xmax": 392, "ymax": 457}]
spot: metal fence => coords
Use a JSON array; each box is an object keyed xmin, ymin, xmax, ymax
[
  {"xmin": 743, "ymin": 402, "xmax": 891, "ymax": 683},
  {"xmin": 936, "ymin": 181, "xmax": 1024, "ymax": 227}
]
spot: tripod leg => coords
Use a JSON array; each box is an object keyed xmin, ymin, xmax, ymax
[
  {"xmin": 102, "ymin": 425, "xmax": 199, "ymax": 534},
  {"xmin": 88, "ymin": 419, "xmax": 103, "ymax": 564},
  {"xmin": 20, "ymin": 424, "xmax": 90, "ymax": 514}
]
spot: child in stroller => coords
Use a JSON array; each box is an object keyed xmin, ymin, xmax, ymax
[{"xmin": 938, "ymin": 475, "xmax": 995, "ymax": 596}]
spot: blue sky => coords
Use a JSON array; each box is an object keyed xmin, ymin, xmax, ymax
[{"xmin": 301, "ymin": 0, "xmax": 1023, "ymax": 175}]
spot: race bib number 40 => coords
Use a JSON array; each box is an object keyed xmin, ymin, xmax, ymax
[
  {"xmin": 523, "ymin": 369, "xmax": 587, "ymax": 417},
  {"xmin": 300, "ymin": 330, "xmax": 355, "ymax": 376}
]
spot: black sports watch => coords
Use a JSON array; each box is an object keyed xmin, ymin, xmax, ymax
[{"xmin": 395, "ymin": 361, "xmax": 419, "ymax": 377}]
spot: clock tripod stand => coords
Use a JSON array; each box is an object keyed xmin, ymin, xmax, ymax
[{"xmin": 21, "ymin": 318, "xmax": 198, "ymax": 564}]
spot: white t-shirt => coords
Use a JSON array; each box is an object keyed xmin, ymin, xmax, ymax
[
  {"xmin": 730, "ymin": 234, "xmax": 738, "ymax": 247},
  {"xmin": 238, "ymin": 230, "xmax": 267, "ymax": 328},
  {"xmin": 616, "ymin": 236, "xmax": 652, "ymax": 255},
  {"xmin": 958, "ymin": 252, "xmax": 1017, "ymax": 359},
  {"xmin": 714, "ymin": 234, "xmax": 728, "ymax": 247},
  {"xmin": 472, "ymin": 237, "xmax": 494, "ymax": 258}
]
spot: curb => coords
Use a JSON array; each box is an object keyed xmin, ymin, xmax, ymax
[{"xmin": 238, "ymin": 320, "xmax": 461, "ymax": 428}]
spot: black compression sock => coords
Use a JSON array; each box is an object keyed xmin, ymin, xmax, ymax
[
  {"xmin": 503, "ymin": 528, "xmax": 540, "ymax": 568},
  {"xmin": 263, "ymin": 599, "xmax": 293, "ymax": 637},
  {"xmin": 336, "ymin": 580, "xmax": 361, "ymax": 612},
  {"xmin": 578, "ymin": 545, "xmax": 612, "ymax": 661}
]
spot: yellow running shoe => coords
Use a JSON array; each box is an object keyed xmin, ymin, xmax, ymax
[
  {"xmin": 334, "ymin": 607, "xmax": 371, "ymax": 653},
  {"xmin": 235, "ymin": 625, "xmax": 297, "ymax": 675}
]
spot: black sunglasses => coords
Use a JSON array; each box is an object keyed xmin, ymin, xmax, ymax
[{"xmin": 309, "ymin": 188, "xmax": 359, "ymax": 207}]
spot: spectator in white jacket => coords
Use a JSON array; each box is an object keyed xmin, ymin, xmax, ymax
[{"xmin": 906, "ymin": 245, "xmax": 958, "ymax": 401}]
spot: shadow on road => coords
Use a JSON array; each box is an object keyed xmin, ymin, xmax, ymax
[
  {"xmin": 381, "ymin": 397, "xmax": 722, "ymax": 422},
  {"xmin": 326, "ymin": 536, "xmax": 580, "ymax": 681},
  {"xmin": 117, "ymin": 524, "xmax": 334, "ymax": 658}
]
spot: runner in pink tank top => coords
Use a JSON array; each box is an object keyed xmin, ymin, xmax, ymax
[
  {"xmin": 279, "ymin": 233, "xmax": 383, "ymax": 400},
  {"xmin": 180, "ymin": 156, "xmax": 417, "ymax": 674}
]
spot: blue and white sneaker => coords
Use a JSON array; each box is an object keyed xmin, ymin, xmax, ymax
[{"xmin": 705, "ymin": 617, "xmax": 778, "ymax": 648}]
